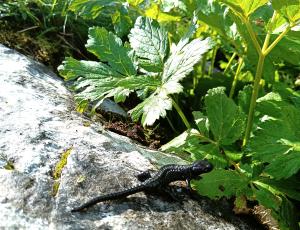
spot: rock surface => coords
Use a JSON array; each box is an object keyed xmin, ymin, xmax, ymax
[{"xmin": 0, "ymin": 45, "xmax": 261, "ymax": 230}]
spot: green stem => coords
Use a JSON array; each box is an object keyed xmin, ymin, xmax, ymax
[
  {"xmin": 224, "ymin": 52, "xmax": 237, "ymax": 74},
  {"xmin": 209, "ymin": 46, "xmax": 218, "ymax": 76},
  {"xmin": 165, "ymin": 115, "xmax": 178, "ymax": 134},
  {"xmin": 263, "ymin": 24, "xmax": 292, "ymax": 56},
  {"xmin": 242, "ymin": 16, "xmax": 262, "ymax": 54},
  {"xmin": 229, "ymin": 56, "xmax": 244, "ymax": 98},
  {"xmin": 243, "ymin": 12, "xmax": 290, "ymax": 146},
  {"xmin": 262, "ymin": 12, "xmax": 277, "ymax": 52},
  {"xmin": 200, "ymin": 53, "xmax": 207, "ymax": 78},
  {"xmin": 171, "ymin": 98, "xmax": 191, "ymax": 129},
  {"xmin": 243, "ymin": 54, "xmax": 265, "ymax": 146}
]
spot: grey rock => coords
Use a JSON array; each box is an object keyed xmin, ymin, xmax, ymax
[
  {"xmin": 98, "ymin": 98, "xmax": 128, "ymax": 118},
  {"xmin": 0, "ymin": 44, "xmax": 260, "ymax": 230}
]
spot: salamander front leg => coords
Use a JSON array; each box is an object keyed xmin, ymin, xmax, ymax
[{"xmin": 136, "ymin": 170, "xmax": 152, "ymax": 182}]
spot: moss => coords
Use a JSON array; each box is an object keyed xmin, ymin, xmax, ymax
[
  {"xmin": 52, "ymin": 181, "xmax": 60, "ymax": 197},
  {"xmin": 52, "ymin": 147, "xmax": 72, "ymax": 196},
  {"xmin": 53, "ymin": 147, "xmax": 72, "ymax": 180},
  {"xmin": 4, "ymin": 161, "xmax": 15, "ymax": 170}
]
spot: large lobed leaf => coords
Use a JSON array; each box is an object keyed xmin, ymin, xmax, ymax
[
  {"xmin": 59, "ymin": 16, "xmax": 211, "ymax": 126},
  {"xmin": 248, "ymin": 92, "xmax": 300, "ymax": 179},
  {"xmin": 58, "ymin": 55, "xmax": 160, "ymax": 110},
  {"xmin": 272, "ymin": 0, "xmax": 300, "ymax": 24},
  {"xmin": 129, "ymin": 18, "xmax": 212, "ymax": 126},
  {"xmin": 162, "ymin": 37, "xmax": 211, "ymax": 85},
  {"xmin": 194, "ymin": 169, "xmax": 250, "ymax": 199},
  {"xmin": 68, "ymin": 0, "xmax": 122, "ymax": 19},
  {"xmin": 86, "ymin": 27, "xmax": 136, "ymax": 76},
  {"xmin": 161, "ymin": 87, "xmax": 246, "ymax": 167},
  {"xmin": 218, "ymin": 0, "xmax": 268, "ymax": 18},
  {"xmin": 129, "ymin": 16, "xmax": 169, "ymax": 73},
  {"xmin": 205, "ymin": 87, "xmax": 246, "ymax": 145}
]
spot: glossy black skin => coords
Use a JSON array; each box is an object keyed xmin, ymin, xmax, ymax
[{"xmin": 71, "ymin": 160, "xmax": 213, "ymax": 212}]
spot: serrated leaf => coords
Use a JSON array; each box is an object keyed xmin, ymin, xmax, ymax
[
  {"xmin": 68, "ymin": 0, "xmax": 122, "ymax": 19},
  {"xmin": 129, "ymin": 19, "xmax": 211, "ymax": 126},
  {"xmin": 192, "ymin": 111, "xmax": 210, "ymax": 137},
  {"xmin": 160, "ymin": 128, "xmax": 200, "ymax": 152},
  {"xmin": 218, "ymin": 0, "xmax": 268, "ymax": 18},
  {"xmin": 161, "ymin": 127, "xmax": 228, "ymax": 168},
  {"xmin": 145, "ymin": 3, "xmax": 181, "ymax": 22},
  {"xmin": 268, "ymin": 33, "xmax": 300, "ymax": 66},
  {"xmin": 248, "ymin": 93, "xmax": 300, "ymax": 179},
  {"xmin": 190, "ymin": 144, "xmax": 228, "ymax": 168},
  {"xmin": 258, "ymin": 178, "xmax": 300, "ymax": 201},
  {"xmin": 253, "ymin": 181, "xmax": 298, "ymax": 230},
  {"xmin": 127, "ymin": 0, "xmax": 144, "ymax": 6},
  {"xmin": 253, "ymin": 181, "xmax": 282, "ymax": 211},
  {"xmin": 129, "ymin": 16, "xmax": 169, "ymax": 73},
  {"xmin": 86, "ymin": 27, "xmax": 136, "ymax": 76},
  {"xmin": 205, "ymin": 87, "xmax": 246, "ymax": 145},
  {"xmin": 129, "ymin": 91, "xmax": 172, "ymax": 126},
  {"xmin": 197, "ymin": 0, "xmax": 236, "ymax": 38},
  {"xmin": 58, "ymin": 57, "xmax": 123, "ymax": 101},
  {"xmin": 238, "ymin": 85, "xmax": 252, "ymax": 114},
  {"xmin": 272, "ymin": 0, "xmax": 300, "ymax": 24},
  {"xmin": 194, "ymin": 169, "xmax": 250, "ymax": 199},
  {"xmin": 58, "ymin": 57, "xmax": 160, "ymax": 106},
  {"xmin": 112, "ymin": 8, "xmax": 133, "ymax": 37},
  {"xmin": 162, "ymin": 37, "xmax": 212, "ymax": 83}
]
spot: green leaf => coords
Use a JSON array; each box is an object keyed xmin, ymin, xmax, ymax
[
  {"xmin": 272, "ymin": 0, "xmax": 300, "ymax": 24},
  {"xmin": 218, "ymin": 0, "xmax": 268, "ymax": 18},
  {"xmin": 205, "ymin": 87, "xmax": 246, "ymax": 145},
  {"xmin": 127, "ymin": 0, "xmax": 144, "ymax": 6},
  {"xmin": 190, "ymin": 144, "xmax": 228, "ymax": 168},
  {"xmin": 160, "ymin": 128, "xmax": 200, "ymax": 152},
  {"xmin": 162, "ymin": 37, "xmax": 212, "ymax": 84},
  {"xmin": 194, "ymin": 169, "xmax": 250, "ymax": 199},
  {"xmin": 253, "ymin": 181, "xmax": 299, "ymax": 230},
  {"xmin": 112, "ymin": 7, "xmax": 133, "ymax": 37},
  {"xmin": 130, "ymin": 20, "xmax": 211, "ymax": 126},
  {"xmin": 268, "ymin": 33, "xmax": 300, "ymax": 66},
  {"xmin": 58, "ymin": 57, "xmax": 159, "ymax": 106},
  {"xmin": 68, "ymin": 0, "xmax": 122, "ymax": 19},
  {"xmin": 238, "ymin": 85, "xmax": 252, "ymax": 114},
  {"xmin": 192, "ymin": 111, "xmax": 210, "ymax": 137},
  {"xmin": 129, "ymin": 16, "xmax": 169, "ymax": 73},
  {"xmin": 197, "ymin": 0, "xmax": 236, "ymax": 38},
  {"xmin": 248, "ymin": 93, "xmax": 300, "ymax": 179},
  {"xmin": 160, "ymin": 127, "xmax": 228, "ymax": 168},
  {"xmin": 144, "ymin": 3, "xmax": 181, "ymax": 22},
  {"xmin": 58, "ymin": 57, "xmax": 123, "ymax": 101},
  {"xmin": 86, "ymin": 27, "xmax": 136, "ymax": 76},
  {"xmin": 258, "ymin": 178, "xmax": 300, "ymax": 201}
]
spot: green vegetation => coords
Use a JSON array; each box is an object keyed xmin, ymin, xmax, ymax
[
  {"xmin": 52, "ymin": 147, "xmax": 72, "ymax": 196},
  {"xmin": 1, "ymin": 0, "xmax": 300, "ymax": 229}
]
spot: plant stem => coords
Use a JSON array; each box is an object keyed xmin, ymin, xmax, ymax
[
  {"xmin": 242, "ymin": 17, "xmax": 261, "ymax": 54},
  {"xmin": 229, "ymin": 56, "xmax": 244, "ymax": 98},
  {"xmin": 224, "ymin": 52, "xmax": 237, "ymax": 74},
  {"xmin": 263, "ymin": 25, "xmax": 292, "ymax": 56},
  {"xmin": 200, "ymin": 53, "xmax": 207, "ymax": 78},
  {"xmin": 243, "ymin": 53, "xmax": 265, "ymax": 146},
  {"xmin": 209, "ymin": 46, "xmax": 218, "ymax": 76},
  {"xmin": 165, "ymin": 115, "xmax": 178, "ymax": 134},
  {"xmin": 243, "ymin": 12, "xmax": 291, "ymax": 146},
  {"xmin": 171, "ymin": 98, "xmax": 191, "ymax": 129}
]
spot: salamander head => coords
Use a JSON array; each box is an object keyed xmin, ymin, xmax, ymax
[{"xmin": 191, "ymin": 160, "xmax": 213, "ymax": 178}]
